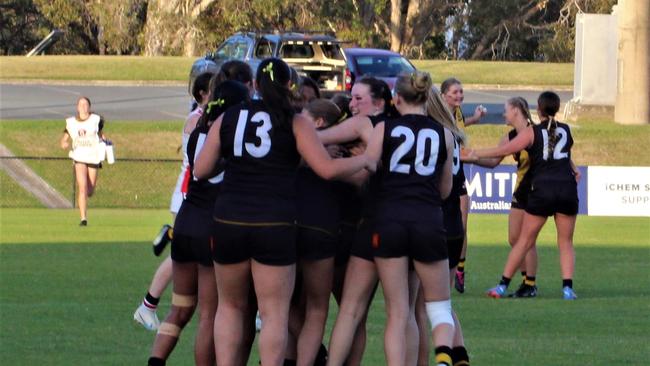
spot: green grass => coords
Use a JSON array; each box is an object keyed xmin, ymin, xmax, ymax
[
  {"xmin": 0, "ymin": 56, "xmax": 193, "ymax": 82},
  {"xmin": 412, "ymin": 60, "xmax": 574, "ymax": 86},
  {"xmin": 0, "ymin": 120, "xmax": 183, "ymax": 208},
  {"xmin": 2, "ymin": 118, "xmax": 648, "ymax": 208},
  {"xmin": 0, "ymin": 56, "xmax": 572, "ymax": 86},
  {"xmin": 1, "ymin": 210, "xmax": 648, "ymax": 365},
  {"xmin": 462, "ymin": 117, "xmax": 650, "ymax": 166},
  {"xmin": 0, "ymin": 169, "xmax": 43, "ymax": 207}
]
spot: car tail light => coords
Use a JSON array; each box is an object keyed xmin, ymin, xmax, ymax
[{"xmin": 345, "ymin": 68, "xmax": 352, "ymax": 91}]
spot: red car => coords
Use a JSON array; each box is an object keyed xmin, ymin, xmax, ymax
[{"xmin": 343, "ymin": 48, "xmax": 417, "ymax": 90}]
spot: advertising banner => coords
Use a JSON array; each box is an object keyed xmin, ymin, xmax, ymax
[
  {"xmin": 464, "ymin": 165, "xmax": 589, "ymax": 215},
  {"xmin": 587, "ymin": 166, "xmax": 650, "ymax": 217}
]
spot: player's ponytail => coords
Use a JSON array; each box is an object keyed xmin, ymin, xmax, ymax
[
  {"xmin": 507, "ymin": 97, "xmax": 534, "ymax": 126},
  {"xmin": 197, "ymin": 80, "xmax": 250, "ymax": 129},
  {"xmin": 537, "ymin": 91, "xmax": 561, "ymax": 156},
  {"xmin": 256, "ymin": 58, "xmax": 295, "ymax": 130},
  {"xmin": 395, "ymin": 71, "xmax": 432, "ymax": 105}
]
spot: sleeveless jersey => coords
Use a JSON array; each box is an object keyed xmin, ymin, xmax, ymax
[
  {"xmin": 296, "ymin": 166, "xmax": 340, "ymax": 233},
  {"xmin": 454, "ymin": 106, "xmax": 466, "ymax": 129},
  {"xmin": 214, "ymin": 100, "xmax": 300, "ymax": 223},
  {"xmin": 442, "ymin": 136, "xmax": 464, "ymax": 238},
  {"xmin": 508, "ymin": 128, "xmax": 533, "ymax": 197},
  {"xmin": 65, "ymin": 114, "xmax": 103, "ymax": 164},
  {"xmin": 185, "ymin": 123, "xmax": 224, "ymax": 210},
  {"xmin": 170, "ymin": 107, "xmax": 201, "ymax": 212},
  {"xmin": 376, "ymin": 114, "xmax": 448, "ymax": 221},
  {"xmin": 527, "ymin": 120, "xmax": 575, "ymax": 183}
]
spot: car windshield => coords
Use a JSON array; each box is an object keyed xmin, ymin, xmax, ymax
[
  {"xmin": 354, "ymin": 55, "xmax": 415, "ymax": 77},
  {"xmin": 215, "ymin": 39, "xmax": 249, "ymax": 60}
]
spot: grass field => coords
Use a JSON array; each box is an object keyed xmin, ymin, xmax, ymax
[
  {"xmin": 2, "ymin": 118, "xmax": 649, "ymax": 208},
  {"xmin": 0, "ymin": 56, "xmax": 573, "ymax": 86},
  {"xmin": 0, "ymin": 209, "xmax": 648, "ymax": 365}
]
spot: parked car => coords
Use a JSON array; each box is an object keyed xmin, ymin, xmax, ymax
[
  {"xmin": 189, "ymin": 32, "xmax": 349, "ymax": 97},
  {"xmin": 343, "ymin": 48, "xmax": 416, "ymax": 90}
]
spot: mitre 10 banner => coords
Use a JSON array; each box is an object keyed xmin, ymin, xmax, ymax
[{"xmin": 463, "ymin": 165, "xmax": 650, "ymax": 217}]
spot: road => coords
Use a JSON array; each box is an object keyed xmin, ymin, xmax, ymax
[{"xmin": 0, "ymin": 83, "xmax": 572, "ymax": 123}]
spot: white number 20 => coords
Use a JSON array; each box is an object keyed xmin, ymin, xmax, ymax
[
  {"xmin": 234, "ymin": 110, "xmax": 272, "ymax": 158},
  {"xmin": 541, "ymin": 127, "xmax": 568, "ymax": 161},
  {"xmin": 389, "ymin": 126, "xmax": 440, "ymax": 176}
]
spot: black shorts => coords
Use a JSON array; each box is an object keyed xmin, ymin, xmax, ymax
[
  {"xmin": 74, "ymin": 160, "xmax": 102, "ymax": 169},
  {"xmin": 447, "ymin": 235, "xmax": 464, "ymax": 269},
  {"xmin": 511, "ymin": 183, "xmax": 531, "ymax": 210},
  {"xmin": 350, "ymin": 218, "xmax": 374, "ymax": 262},
  {"xmin": 211, "ymin": 221, "xmax": 296, "ymax": 266},
  {"xmin": 526, "ymin": 180, "xmax": 579, "ymax": 217},
  {"xmin": 171, "ymin": 233, "xmax": 213, "ymax": 267},
  {"xmin": 372, "ymin": 218, "xmax": 448, "ymax": 263},
  {"xmin": 459, "ymin": 182, "xmax": 467, "ymax": 196},
  {"xmin": 297, "ymin": 226, "xmax": 337, "ymax": 261},
  {"xmin": 335, "ymin": 222, "xmax": 356, "ymax": 266}
]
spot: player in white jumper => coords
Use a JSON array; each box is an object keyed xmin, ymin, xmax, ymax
[{"xmin": 60, "ymin": 96, "xmax": 106, "ymax": 226}]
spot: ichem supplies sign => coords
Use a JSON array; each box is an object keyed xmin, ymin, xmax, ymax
[{"xmin": 463, "ymin": 165, "xmax": 650, "ymax": 217}]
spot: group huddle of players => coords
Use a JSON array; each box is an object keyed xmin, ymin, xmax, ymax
[{"xmin": 137, "ymin": 57, "xmax": 579, "ymax": 366}]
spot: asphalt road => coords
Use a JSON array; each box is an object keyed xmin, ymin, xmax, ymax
[{"xmin": 0, "ymin": 83, "xmax": 572, "ymax": 123}]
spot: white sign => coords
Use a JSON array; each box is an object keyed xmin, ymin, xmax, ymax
[{"xmin": 588, "ymin": 166, "xmax": 650, "ymax": 217}]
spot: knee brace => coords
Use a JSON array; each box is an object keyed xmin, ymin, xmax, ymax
[
  {"xmin": 425, "ymin": 299, "xmax": 454, "ymax": 330},
  {"xmin": 171, "ymin": 293, "xmax": 196, "ymax": 308}
]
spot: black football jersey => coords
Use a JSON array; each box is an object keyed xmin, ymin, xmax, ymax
[
  {"xmin": 376, "ymin": 114, "xmax": 448, "ymax": 220},
  {"xmin": 442, "ymin": 136, "xmax": 464, "ymax": 238},
  {"xmin": 527, "ymin": 120, "xmax": 574, "ymax": 183},
  {"xmin": 185, "ymin": 124, "xmax": 224, "ymax": 210},
  {"xmin": 214, "ymin": 100, "xmax": 300, "ymax": 223}
]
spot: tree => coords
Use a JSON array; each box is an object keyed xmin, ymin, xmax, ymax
[
  {"xmin": 33, "ymin": 0, "xmax": 99, "ymax": 54},
  {"xmin": 91, "ymin": 0, "xmax": 147, "ymax": 55},
  {"xmin": 143, "ymin": 0, "xmax": 218, "ymax": 56},
  {"xmin": 0, "ymin": 0, "xmax": 46, "ymax": 55},
  {"xmin": 388, "ymin": 0, "xmax": 460, "ymax": 58}
]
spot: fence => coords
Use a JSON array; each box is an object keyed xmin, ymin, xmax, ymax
[{"xmin": 0, "ymin": 156, "xmax": 183, "ymax": 208}]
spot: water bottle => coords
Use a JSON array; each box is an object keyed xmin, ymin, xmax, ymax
[{"xmin": 105, "ymin": 140, "xmax": 115, "ymax": 164}]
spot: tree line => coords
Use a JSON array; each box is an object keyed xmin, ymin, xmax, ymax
[{"xmin": 1, "ymin": 0, "xmax": 616, "ymax": 61}]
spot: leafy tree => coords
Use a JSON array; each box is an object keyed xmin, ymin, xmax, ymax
[
  {"xmin": 33, "ymin": 0, "xmax": 99, "ymax": 54},
  {"xmin": 0, "ymin": 0, "xmax": 47, "ymax": 55}
]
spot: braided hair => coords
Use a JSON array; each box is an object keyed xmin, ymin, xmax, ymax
[{"xmin": 537, "ymin": 91, "xmax": 561, "ymax": 155}]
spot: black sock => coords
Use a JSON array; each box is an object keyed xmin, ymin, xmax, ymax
[
  {"xmin": 452, "ymin": 346, "xmax": 470, "ymax": 365},
  {"xmin": 525, "ymin": 276, "xmax": 536, "ymax": 286},
  {"xmin": 563, "ymin": 279, "xmax": 573, "ymax": 288},
  {"xmin": 520, "ymin": 271, "xmax": 527, "ymax": 280},
  {"xmin": 283, "ymin": 359, "xmax": 296, "ymax": 366},
  {"xmin": 148, "ymin": 357, "xmax": 165, "ymax": 366},
  {"xmin": 499, "ymin": 276, "xmax": 511, "ymax": 287},
  {"xmin": 435, "ymin": 346, "xmax": 453, "ymax": 366},
  {"xmin": 144, "ymin": 292, "xmax": 160, "ymax": 308},
  {"xmin": 314, "ymin": 343, "xmax": 328, "ymax": 366}
]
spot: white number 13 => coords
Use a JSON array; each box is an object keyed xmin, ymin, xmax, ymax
[{"xmin": 234, "ymin": 110, "xmax": 272, "ymax": 158}]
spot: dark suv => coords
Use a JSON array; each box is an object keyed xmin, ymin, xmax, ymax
[{"xmin": 190, "ymin": 32, "xmax": 349, "ymax": 96}]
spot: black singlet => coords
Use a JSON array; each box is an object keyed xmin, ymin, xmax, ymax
[{"xmin": 213, "ymin": 100, "xmax": 300, "ymax": 223}]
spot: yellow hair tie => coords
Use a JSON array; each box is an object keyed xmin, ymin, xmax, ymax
[
  {"xmin": 337, "ymin": 112, "xmax": 348, "ymax": 123},
  {"xmin": 262, "ymin": 63, "xmax": 274, "ymax": 82},
  {"xmin": 206, "ymin": 98, "xmax": 225, "ymax": 114}
]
